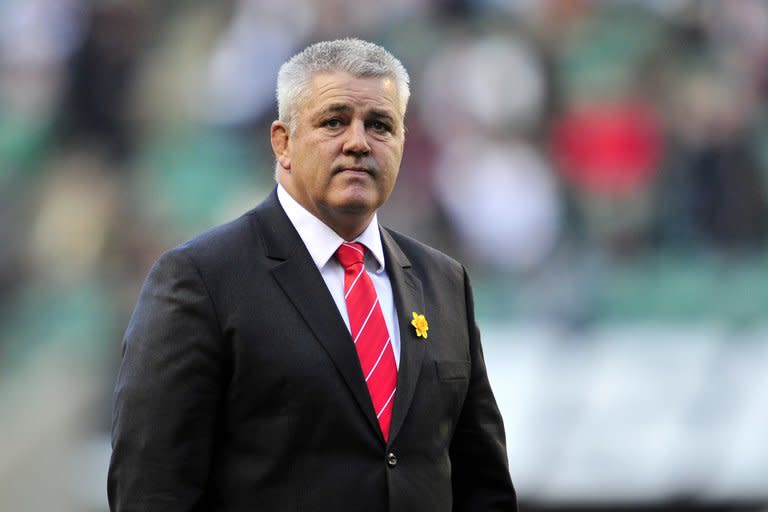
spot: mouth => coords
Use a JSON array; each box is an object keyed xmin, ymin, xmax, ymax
[{"xmin": 335, "ymin": 166, "xmax": 375, "ymax": 177}]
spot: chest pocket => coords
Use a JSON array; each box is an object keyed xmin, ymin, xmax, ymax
[{"xmin": 435, "ymin": 360, "xmax": 470, "ymax": 381}]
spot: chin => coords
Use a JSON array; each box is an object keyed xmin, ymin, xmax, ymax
[
  {"xmin": 332, "ymin": 189, "xmax": 380, "ymax": 213},
  {"xmin": 335, "ymin": 198, "xmax": 376, "ymax": 215}
]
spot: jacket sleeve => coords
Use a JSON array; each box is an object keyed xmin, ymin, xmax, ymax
[
  {"xmin": 449, "ymin": 267, "xmax": 518, "ymax": 511},
  {"xmin": 108, "ymin": 248, "xmax": 226, "ymax": 512}
]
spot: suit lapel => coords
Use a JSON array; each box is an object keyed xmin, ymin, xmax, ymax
[
  {"xmin": 381, "ymin": 228, "xmax": 426, "ymax": 445},
  {"xmin": 251, "ymin": 190, "xmax": 382, "ymax": 438}
]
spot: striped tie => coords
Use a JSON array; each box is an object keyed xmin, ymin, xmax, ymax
[{"xmin": 336, "ymin": 242, "xmax": 397, "ymax": 441}]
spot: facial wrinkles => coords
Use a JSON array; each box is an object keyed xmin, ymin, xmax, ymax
[{"xmin": 306, "ymin": 75, "xmax": 402, "ymax": 135}]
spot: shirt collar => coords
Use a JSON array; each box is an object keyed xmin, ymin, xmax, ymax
[{"xmin": 277, "ymin": 184, "xmax": 386, "ymax": 273}]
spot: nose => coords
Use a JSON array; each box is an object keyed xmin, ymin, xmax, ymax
[{"xmin": 342, "ymin": 120, "xmax": 371, "ymax": 157}]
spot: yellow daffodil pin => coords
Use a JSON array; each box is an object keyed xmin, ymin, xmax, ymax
[{"xmin": 411, "ymin": 312, "xmax": 429, "ymax": 339}]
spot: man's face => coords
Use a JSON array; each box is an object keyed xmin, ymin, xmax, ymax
[{"xmin": 273, "ymin": 71, "xmax": 405, "ymax": 238}]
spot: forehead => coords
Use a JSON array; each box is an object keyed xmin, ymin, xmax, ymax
[{"xmin": 302, "ymin": 71, "xmax": 402, "ymax": 117}]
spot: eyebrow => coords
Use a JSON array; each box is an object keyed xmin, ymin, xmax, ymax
[
  {"xmin": 317, "ymin": 104, "xmax": 397, "ymax": 122},
  {"xmin": 318, "ymin": 103, "xmax": 353, "ymax": 116},
  {"xmin": 368, "ymin": 109, "xmax": 396, "ymax": 124}
]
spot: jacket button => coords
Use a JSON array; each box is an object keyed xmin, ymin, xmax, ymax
[{"xmin": 386, "ymin": 452, "xmax": 398, "ymax": 467}]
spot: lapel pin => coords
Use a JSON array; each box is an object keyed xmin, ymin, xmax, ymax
[{"xmin": 410, "ymin": 312, "xmax": 429, "ymax": 340}]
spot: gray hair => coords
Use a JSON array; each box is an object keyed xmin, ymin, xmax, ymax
[{"xmin": 276, "ymin": 38, "xmax": 410, "ymax": 133}]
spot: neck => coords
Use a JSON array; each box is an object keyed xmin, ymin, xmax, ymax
[
  {"xmin": 277, "ymin": 180, "xmax": 376, "ymax": 241},
  {"xmin": 324, "ymin": 211, "xmax": 375, "ymax": 241}
]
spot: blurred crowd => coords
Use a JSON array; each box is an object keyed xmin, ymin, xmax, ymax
[{"xmin": 1, "ymin": 0, "xmax": 768, "ymax": 509}]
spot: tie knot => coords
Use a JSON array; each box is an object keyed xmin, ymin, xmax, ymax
[{"xmin": 336, "ymin": 242, "xmax": 366, "ymax": 269}]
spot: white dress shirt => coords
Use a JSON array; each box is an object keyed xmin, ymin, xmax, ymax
[{"xmin": 276, "ymin": 184, "xmax": 401, "ymax": 367}]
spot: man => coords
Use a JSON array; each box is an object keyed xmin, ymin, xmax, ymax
[{"xmin": 108, "ymin": 38, "xmax": 516, "ymax": 511}]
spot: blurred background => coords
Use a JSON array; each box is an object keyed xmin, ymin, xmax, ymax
[{"xmin": 1, "ymin": 0, "xmax": 768, "ymax": 510}]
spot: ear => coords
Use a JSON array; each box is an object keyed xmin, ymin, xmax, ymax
[{"xmin": 270, "ymin": 120, "xmax": 291, "ymax": 170}]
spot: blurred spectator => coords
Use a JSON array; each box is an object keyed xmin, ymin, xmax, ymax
[
  {"xmin": 418, "ymin": 33, "xmax": 558, "ymax": 271},
  {"xmin": 0, "ymin": 0, "xmax": 87, "ymax": 182},
  {"xmin": 659, "ymin": 68, "xmax": 767, "ymax": 251},
  {"xmin": 60, "ymin": 1, "xmax": 151, "ymax": 163},
  {"xmin": 552, "ymin": 100, "xmax": 662, "ymax": 198},
  {"xmin": 550, "ymin": 98, "xmax": 662, "ymax": 256},
  {"xmin": 434, "ymin": 136, "xmax": 560, "ymax": 273},
  {"xmin": 656, "ymin": 2, "xmax": 768, "ymax": 252}
]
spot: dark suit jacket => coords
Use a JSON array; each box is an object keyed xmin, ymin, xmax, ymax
[{"xmin": 108, "ymin": 189, "xmax": 516, "ymax": 511}]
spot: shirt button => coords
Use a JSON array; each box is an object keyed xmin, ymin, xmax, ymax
[{"xmin": 386, "ymin": 452, "xmax": 398, "ymax": 467}]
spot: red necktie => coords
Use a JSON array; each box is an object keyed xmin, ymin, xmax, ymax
[{"xmin": 336, "ymin": 242, "xmax": 397, "ymax": 441}]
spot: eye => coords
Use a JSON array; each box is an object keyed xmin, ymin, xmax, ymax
[
  {"xmin": 324, "ymin": 118, "xmax": 342, "ymax": 129},
  {"xmin": 370, "ymin": 120, "xmax": 391, "ymax": 133}
]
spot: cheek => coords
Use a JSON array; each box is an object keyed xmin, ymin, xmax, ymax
[
  {"xmin": 384, "ymin": 147, "xmax": 404, "ymax": 175},
  {"xmin": 380, "ymin": 161, "xmax": 400, "ymax": 195}
]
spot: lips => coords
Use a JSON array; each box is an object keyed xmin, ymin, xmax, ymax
[{"xmin": 335, "ymin": 165, "xmax": 375, "ymax": 176}]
